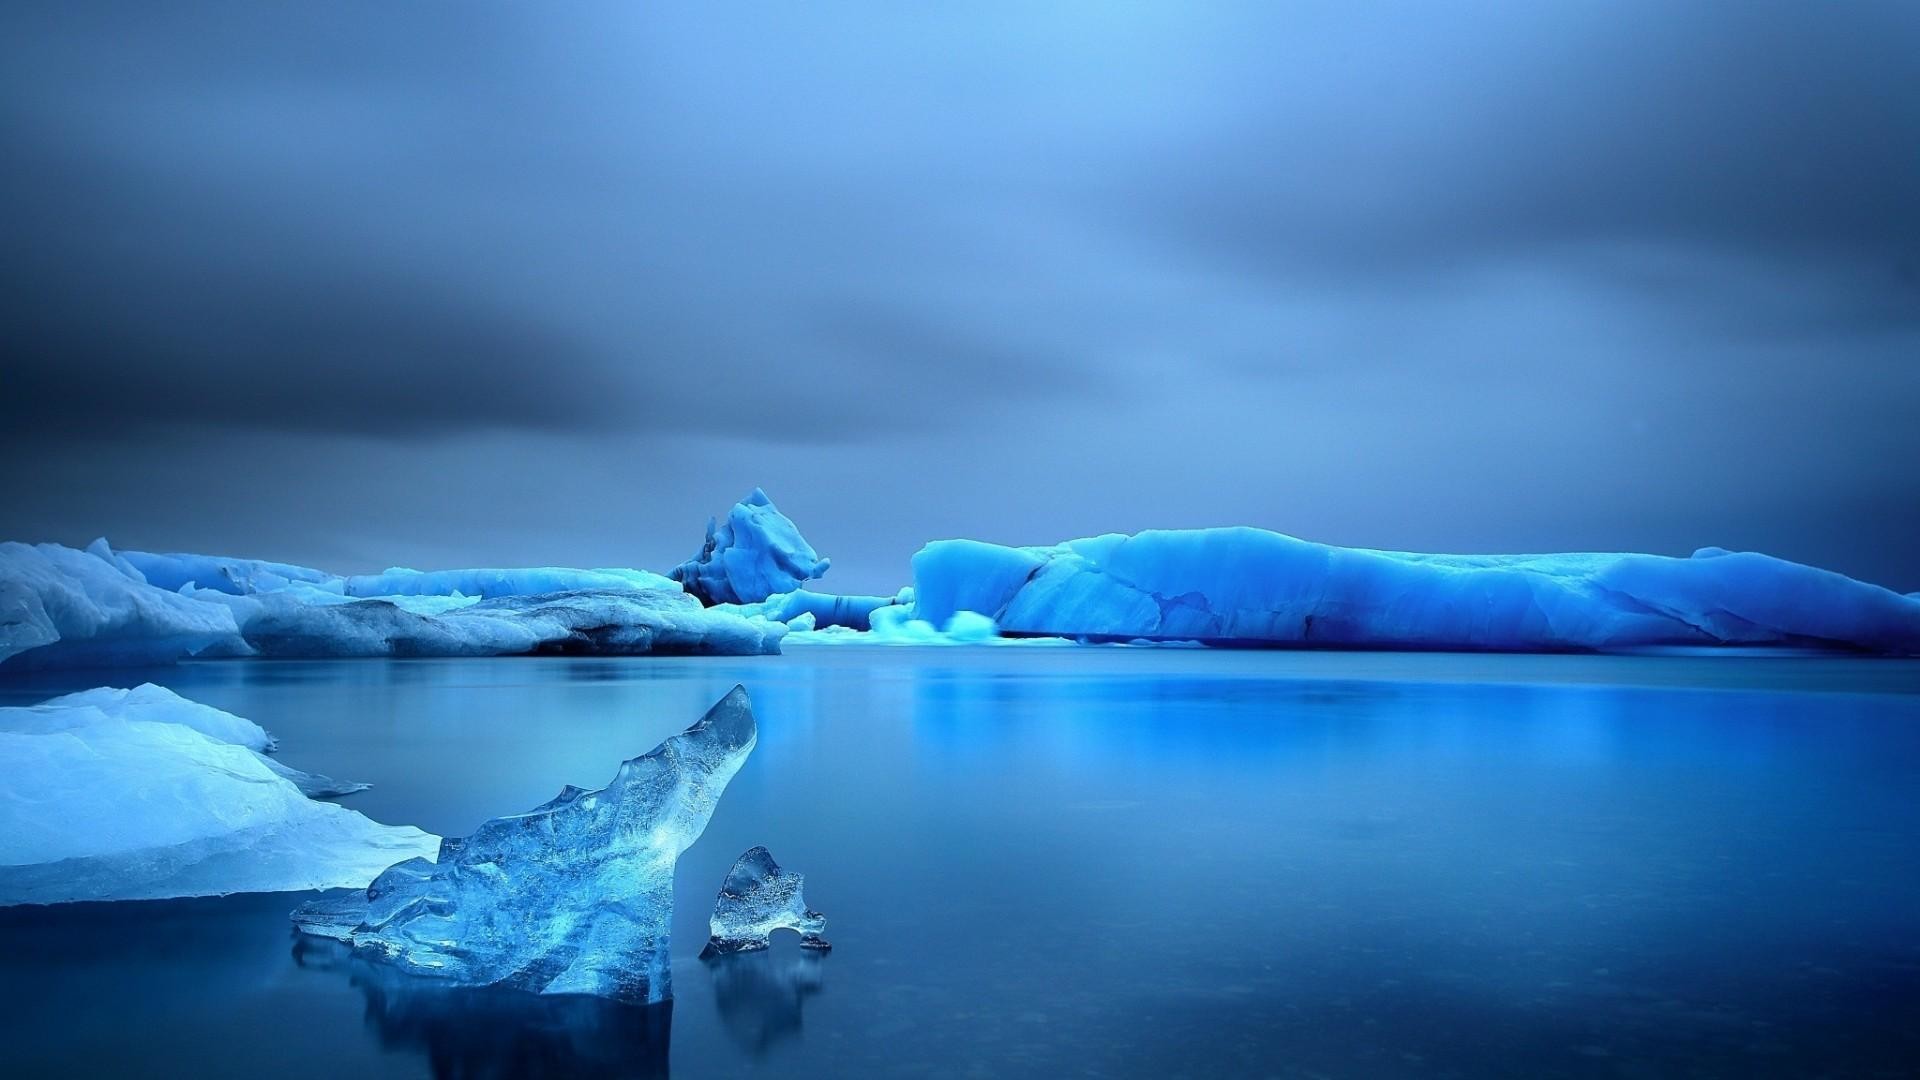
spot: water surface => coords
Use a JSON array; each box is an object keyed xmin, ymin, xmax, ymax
[{"xmin": 2, "ymin": 648, "xmax": 1917, "ymax": 1078}]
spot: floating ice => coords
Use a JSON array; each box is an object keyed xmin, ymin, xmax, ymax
[
  {"xmin": 907, "ymin": 529, "xmax": 1920, "ymax": 653},
  {"xmin": 343, "ymin": 565, "xmax": 677, "ymax": 599},
  {"xmin": 1, "ymin": 540, "xmax": 783, "ymax": 669},
  {"xmin": 0, "ymin": 541, "xmax": 246, "ymax": 671},
  {"xmin": 120, "ymin": 550, "xmax": 342, "ymax": 596},
  {"xmin": 0, "ymin": 686, "xmax": 434, "ymax": 905},
  {"xmin": 214, "ymin": 588, "xmax": 783, "ymax": 658},
  {"xmin": 122, "ymin": 550, "xmax": 677, "ymax": 600},
  {"xmin": 671, "ymin": 489, "xmax": 830, "ymax": 605},
  {"xmin": 701, "ymin": 846, "xmax": 830, "ymax": 957},
  {"xmin": 292, "ymin": 686, "xmax": 760, "ymax": 1003},
  {"xmin": 718, "ymin": 588, "xmax": 898, "ymax": 631}
]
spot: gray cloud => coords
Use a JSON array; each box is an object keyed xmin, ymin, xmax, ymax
[{"xmin": 1, "ymin": 1, "xmax": 1916, "ymax": 591}]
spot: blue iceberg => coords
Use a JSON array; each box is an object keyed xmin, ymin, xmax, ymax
[
  {"xmin": 671, "ymin": 489, "xmax": 830, "ymax": 605},
  {"xmin": 906, "ymin": 529, "xmax": 1920, "ymax": 654},
  {"xmin": 717, "ymin": 588, "xmax": 901, "ymax": 631},
  {"xmin": 2, "ymin": 540, "xmax": 782, "ymax": 671},
  {"xmin": 0, "ymin": 541, "xmax": 247, "ymax": 670},
  {"xmin": 0, "ymin": 685, "xmax": 435, "ymax": 905},
  {"xmin": 700, "ymin": 847, "xmax": 830, "ymax": 957},
  {"xmin": 292, "ymin": 686, "xmax": 759, "ymax": 1003},
  {"xmin": 208, "ymin": 587, "xmax": 783, "ymax": 659}
]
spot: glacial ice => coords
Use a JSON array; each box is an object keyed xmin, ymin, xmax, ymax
[
  {"xmin": 2, "ymin": 540, "xmax": 781, "ymax": 670},
  {"xmin": 906, "ymin": 529, "xmax": 1920, "ymax": 653},
  {"xmin": 718, "ymin": 588, "xmax": 898, "ymax": 631},
  {"xmin": 0, "ymin": 541, "xmax": 246, "ymax": 670},
  {"xmin": 211, "ymin": 588, "xmax": 784, "ymax": 658},
  {"xmin": 671, "ymin": 489, "xmax": 830, "ymax": 605},
  {"xmin": 0, "ymin": 686, "xmax": 435, "ymax": 905},
  {"xmin": 343, "ymin": 565, "xmax": 677, "ymax": 599},
  {"xmin": 701, "ymin": 847, "xmax": 830, "ymax": 957},
  {"xmin": 292, "ymin": 686, "xmax": 760, "ymax": 1003},
  {"xmin": 120, "ymin": 549, "xmax": 342, "ymax": 596}
]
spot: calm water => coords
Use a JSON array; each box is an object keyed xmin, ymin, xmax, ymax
[{"xmin": 2, "ymin": 648, "xmax": 1918, "ymax": 1079}]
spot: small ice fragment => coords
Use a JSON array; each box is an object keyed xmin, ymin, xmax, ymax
[{"xmin": 701, "ymin": 846, "xmax": 831, "ymax": 957}]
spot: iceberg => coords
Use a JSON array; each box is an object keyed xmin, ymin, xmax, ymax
[
  {"xmin": 0, "ymin": 541, "xmax": 247, "ymax": 671},
  {"xmin": 700, "ymin": 847, "xmax": 830, "ymax": 957},
  {"xmin": 671, "ymin": 489, "xmax": 830, "ymax": 605},
  {"xmin": 212, "ymin": 588, "xmax": 783, "ymax": 658},
  {"xmin": 122, "ymin": 550, "xmax": 677, "ymax": 601},
  {"xmin": 717, "ymin": 588, "xmax": 899, "ymax": 631},
  {"xmin": 292, "ymin": 686, "xmax": 760, "ymax": 1003},
  {"xmin": 907, "ymin": 529, "xmax": 1920, "ymax": 654},
  {"xmin": 120, "ymin": 550, "xmax": 343, "ymax": 596},
  {"xmin": 1, "ymin": 540, "xmax": 782, "ymax": 670},
  {"xmin": 0, "ymin": 686, "xmax": 435, "ymax": 905},
  {"xmin": 343, "ymin": 565, "xmax": 676, "ymax": 599}
]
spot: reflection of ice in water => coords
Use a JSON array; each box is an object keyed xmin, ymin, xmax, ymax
[
  {"xmin": 707, "ymin": 947, "xmax": 828, "ymax": 1056},
  {"xmin": 293, "ymin": 935, "xmax": 670, "ymax": 1080}
]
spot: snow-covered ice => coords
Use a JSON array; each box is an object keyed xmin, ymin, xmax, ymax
[
  {"xmin": 0, "ymin": 685, "xmax": 435, "ymax": 905},
  {"xmin": 906, "ymin": 529, "xmax": 1920, "ymax": 653},
  {"xmin": 701, "ymin": 846, "xmax": 830, "ymax": 957},
  {"xmin": 2, "ymin": 540, "xmax": 781, "ymax": 670},
  {"xmin": 671, "ymin": 489, "xmax": 830, "ymax": 605},
  {"xmin": 1, "ymin": 541, "xmax": 246, "ymax": 670},
  {"xmin": 292, "ymin": 686, "xmax": 760, "ymax": 1003},
  {"xmin": 205, "ymin": 587, "xmax": 784, "ymax": 659}
]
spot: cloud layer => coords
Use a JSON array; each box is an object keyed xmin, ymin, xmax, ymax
[{"xmin": 3, "ymin": 2, "xmax": 1916, "ymax": 591}]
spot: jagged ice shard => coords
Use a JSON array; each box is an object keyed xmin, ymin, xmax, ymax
[
  {"xmin": 701, "ymin": 847, "xmax": 830, "ymax": 957},
  {"xmin": 907, "ymin": 529, "xmax": 1920, "ymax": 654},
  {"xmin": 671, "ymin": 489, "xmax": 830, "ymax": 605},
  {"xmin": 292, "ymin": 686, "xmax": 760, "ymax": 1003}
]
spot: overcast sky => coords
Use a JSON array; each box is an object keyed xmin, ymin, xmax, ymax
[{"xmin": 3, "ymin": 2, "xmax": 1917, "ymax": 593}]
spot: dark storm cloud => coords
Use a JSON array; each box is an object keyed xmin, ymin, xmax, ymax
[{"xmin": 1, "ymin": 2, "xmax": 1916, "ymax": 589}]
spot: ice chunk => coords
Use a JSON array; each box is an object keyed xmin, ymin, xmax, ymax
[
  {"xmin": 293, "ymin": 686, "xmax": 760, "ymax": 1003},
  {"xmin": 26, "ymin": 683, "xmax": 274, "ymax": 751},
  {"xmin": 701, "ymin": 847, "xmax": 830, "ymax": 957},
  {"xmin": 0, "ymin": 541, "xmax": 246, "ymax": 671},
  {"xmin": 344, "ymin": 565, "xmax": 677, "ymax": 599},
  {"xmin": 907, "ymin": 529, "xmax": 1920, "ymax": 654},
  {"xmin": 0, "ymin": 688, "xmax": 435, "ymax": 905},
  {"xmin": 122, "ymin": 550, "xmax": 678, "ymax": 601},
  {"xmin": 203, "ymin": 587, "xmax": 785, "ymax": 658},
  {"xmin": 671, "ymin": 489, "xmax": 830, "ymax": 605},
  {"xmin": 120, "ymin": 550, "xmax": 342, "ymax": 596},
  {"xmin": 717, "ymin": 588, "xmax": 896, "ymax": 630}
]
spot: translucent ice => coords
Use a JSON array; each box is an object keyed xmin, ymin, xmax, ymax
[
  {"xmin": 671, "ymin": 489, "xmax": 830, "ymax": 605},
  {"xmin": 700, "ymin": 847, "xmax": 830, "ymax": 957},
  {"xmin": 0, "ymin": 686, "xmax": 435, "ymax": 905},
  {"xmin": 906, "ymin": 529, "xmax": 1920, "ymax": 654},
  {"xmin": 292, "ymin": 686, "xmax": 760, "ymax": 1003}
]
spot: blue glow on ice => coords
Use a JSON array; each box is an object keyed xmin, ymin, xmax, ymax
[{"xmin": 291, "ymin": 686, "xmax": 759, "ymax": 1003}]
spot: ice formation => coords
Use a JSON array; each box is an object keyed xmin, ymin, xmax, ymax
[
  {"xmin": 1, "ymin": 541, "xmax": 245, "ymax": 670},
  {"xmin": 671, "ymin": 489, "xmax": 830, "ymax": 605},
  {"xmin": 0, "ymin": 686, "xmax": 435, "ymax": 905},
  {"xmin": 906, "ymin": 529, "xmax": 1920, "ymax": 653},
  {"xmin": 292, "ymin": 686, "xmax": 760, "ymax": 1003},
  {"xmin": 208, "ymin": 588, "xmax": 783, "ymax": 659},
  {"xmin": 701, "ymin": 846, "xmax": 830, "ymax": 957},
  {"xmin": 1, "ymin": 539, "xmax": 781, "ymax": 670},
  {"xmin": 718, "ymin": 589, "xmax": 898, "ymax": 631}
]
